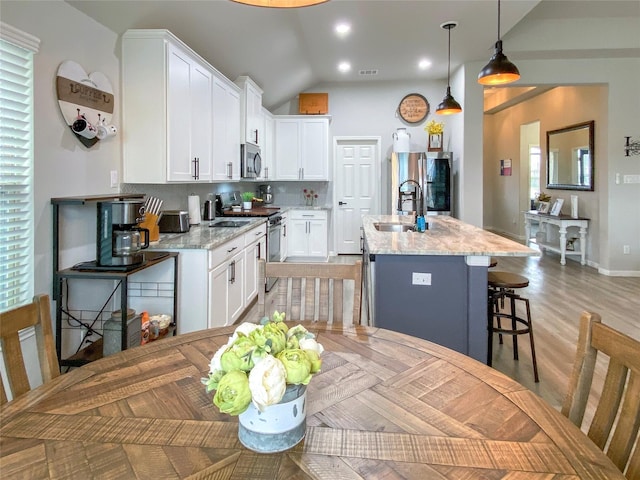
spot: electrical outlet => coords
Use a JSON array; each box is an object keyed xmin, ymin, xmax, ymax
[
  {"xmin": 623, "ymin": 174, "xmax": 640, "ymax": 184},
  {"xmin": 412, "ymin": 272, "xmax": 432, "ymax": 286},
  {"xmin": 110, "ymin": 170, "xmax": 118, "ymax": 188},
  {"xmin": 623, "ymin": 245, "xmax": 630, "ymax": 254}
]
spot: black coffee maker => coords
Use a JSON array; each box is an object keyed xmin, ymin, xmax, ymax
[{"xmin": 97, "ymin": 201, "xmax": 149, "ymax": 267}]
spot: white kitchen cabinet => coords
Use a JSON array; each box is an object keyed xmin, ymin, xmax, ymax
[
  {"xmin": 244, "ymin": 226, "xmax": 267, "ymax": 305},
  {"xmin": 167, "ymin": 224, "xmax": 266, "ymax": 333},
  {"xmin": 236, "ymin": 76, "xmax": 264, "ymax": 147},
  {"xmin": 274, "ymin": 116, "xmax": 329, "ymax": 180},
  {"xmin": 210, "ymin": 248, "xmax": 244, "ymax": 328},
  {"xmin": 288, "ymin": 209, "xmax": 328, "ymax": 260},
  {"xmin": 280, "ymin": 212, "xmax": 288, "ymax": 261},
  {"xmin": 212, "ymin": 74, "xmax": 241, "ymax": 181},
  {"xmin": 209, "ymin": 235, "xmax": 246, "ymax": 328},
  {"xmin": 261, "ymin": 108, "xmax": 275, "ymax": 179},
  {"xmin": 122, "ymin": 30, "xmax": 214, "ymax": 183}
]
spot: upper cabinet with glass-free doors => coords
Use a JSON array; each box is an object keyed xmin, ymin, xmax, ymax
[{"xmin": 546, "ymin": 121, "xmax": 594, "ymax": 191}]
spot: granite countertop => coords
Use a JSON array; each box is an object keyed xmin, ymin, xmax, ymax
[
  {"xmin": 363, "ymin": 215, "xmax": 538, "ymax": 257},
  {"xmin": 149, "ymin": 218, "xmax": 267, "ymax": 250}
]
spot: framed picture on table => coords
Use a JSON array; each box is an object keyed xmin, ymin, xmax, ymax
[
  {"xmin": 550, "ymin": 198, "xmax": 564, "ymax": 216},
  {"xmin": 537, "ymin": 201, "xmax": 550, "ymax": 214},
  {"xmin": 538, "ymin": 202, "xmax": 550, "ymax": 213}
]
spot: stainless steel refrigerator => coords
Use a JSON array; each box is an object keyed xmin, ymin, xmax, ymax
[{"xmin": 390, "ymin": 151, "xmax": 452, "ymax": 216}]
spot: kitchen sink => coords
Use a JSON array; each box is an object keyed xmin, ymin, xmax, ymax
[
  {"xmin": 374, "ymin": 223, "xmax": 415, "ymax": 233},
  {"xmin": 209, "ymin": 220, "xmax": 252, "ymax": 228}
]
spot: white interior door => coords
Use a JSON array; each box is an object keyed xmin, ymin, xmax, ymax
[{"xmin": 334, "ymin": 137, "xmax": 381, "ymax": 254}]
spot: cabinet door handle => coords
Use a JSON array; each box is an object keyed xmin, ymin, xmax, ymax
[
  {"xmin": 192, "ymin": 157, "xmax": 198, "ymax": 180},
  {"xmin": 254, "ymin": 129, "xmax": 259, "ymax": 145},
  {"xmin": 339, "ymin": 201, "xmax": 347, "ymax": 205},
  {"xmin": 263, "ymin": 167, "xmax": 268, "ymax": 179},
  {"xmin": 257, "ymin": 243, "xmax": 261, "ymax": 259},
  {"xmin": 283, "ymin": 224, "xmax": 286, "ymax": 237},
  {"xmin": 229, "ymin": 260, "xmax": 236, "ymax": 283},
  {"xmin": 227, "ymin": 162, "xmax": 232, "ymax": 179}
]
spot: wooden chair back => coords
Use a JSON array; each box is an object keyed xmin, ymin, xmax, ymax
[
  {"xmin": 561, "ymin": 311, "xmax": 640, "ymax": 479},
  {"xmin": 0, "ymin": 294, "xmax": 59, "ymax": 404},
  {"xmin": 257, "ymin": 259, "xmax": 362, "ymax": 325}
]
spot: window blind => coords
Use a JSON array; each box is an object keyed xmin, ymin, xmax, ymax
[{"xmin": 0, "ymin": 27, "xmax": 38, "ymax": 312}]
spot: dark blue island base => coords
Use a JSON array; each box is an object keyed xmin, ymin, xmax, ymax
[{"xmin": 371, "ymin": 254, "xmax": 489, "ymax": 363}]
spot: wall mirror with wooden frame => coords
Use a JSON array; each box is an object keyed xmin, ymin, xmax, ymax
[{"xmin": 546, "ymin": 120, "xmax": 594, "ymax": 191}]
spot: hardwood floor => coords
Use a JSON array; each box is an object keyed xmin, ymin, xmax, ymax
[{"xmin": 242, "ymin": 251, "xmax": 640, "ymax": 417}]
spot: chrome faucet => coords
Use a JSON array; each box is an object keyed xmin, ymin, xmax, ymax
[{"xmin": 398, "ymin": 179, "xmax": 424, "ymax": 221}]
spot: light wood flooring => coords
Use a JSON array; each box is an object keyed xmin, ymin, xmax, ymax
[{"xmin": 242, "ymin": 251, "xmax": 640, "ymax": 415}]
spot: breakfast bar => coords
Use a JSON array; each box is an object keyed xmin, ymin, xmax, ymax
[{"xmin": 362, "ymin": 215, "xmax": 537, "ymax": 362}]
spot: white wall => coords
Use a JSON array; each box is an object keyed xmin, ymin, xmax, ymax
[
  {"xmin": 484, "ymin": 86, "xmax": 606, "ymax": 265},
  {"xmin": 274, "ymin": 79, "xmax": 450, "ymax": 215},
  {"xmin": 2, "ymin": 0, "xmax": 122, "ymax": 295},
  {"xmin": 470, "ymin": 56, "xmax": 640, "ymax": 274}
]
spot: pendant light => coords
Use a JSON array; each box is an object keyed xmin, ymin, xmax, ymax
[
  {"xmin": 477, "ymin": 0, "xmax": 520, "ymax": 85},
  {"xmin": 230, "ymin": 0, "xmax": 328, "ymax": 7},
  {"xmin": 436, "ymin": 22, "xmax": 462, "ymax": 116}
]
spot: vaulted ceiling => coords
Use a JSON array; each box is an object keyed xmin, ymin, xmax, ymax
[{"xmin": 66, "ymin": 0, "xmax": 639, "ymax": 110}]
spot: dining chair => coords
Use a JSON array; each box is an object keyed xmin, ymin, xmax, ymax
[
  {"xmin": 257, "ymin": 259, "xmax": 362, "ymax": 325},
  {"xmin": 0, "ymin": 294, "xmax": 60, "ymax": 404},
  {"xmin": 561, "ymin": 311, "xmax": 640, "ymax": 479}
]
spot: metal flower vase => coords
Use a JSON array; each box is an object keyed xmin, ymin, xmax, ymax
[{"xmin": 238, "ymin": 384, "xmax": 307, "ymax": 453}]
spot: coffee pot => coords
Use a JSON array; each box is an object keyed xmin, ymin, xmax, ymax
[
  {"xmin": 259, "ymin": 184, "xmax": 273, "ymax": 204},
  {"xmin": 97, "ymin": 201, "xmax": 149, "ymax": 267}
]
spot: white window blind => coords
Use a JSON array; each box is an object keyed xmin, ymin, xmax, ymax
[{"xmin": 0, "ymin": 24, "xmax": 39, "ymax": 312}]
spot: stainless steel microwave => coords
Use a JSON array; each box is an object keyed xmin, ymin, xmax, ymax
[{"xmin": 241, "ymin": 143, "xmax": 262, "ymax": 178}]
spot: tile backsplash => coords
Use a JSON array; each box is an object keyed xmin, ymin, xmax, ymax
[{"xmin": 122, "ymin": 181, "xmax": 329, "ymax": 211}]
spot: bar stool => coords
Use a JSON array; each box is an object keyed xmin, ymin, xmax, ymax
[{"xmin": 487, "ymin": 271, "xmax": 539, "ymax": 382}]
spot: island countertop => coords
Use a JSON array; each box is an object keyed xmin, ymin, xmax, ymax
[{"xmin": 363, "ymin": 215, "xmax": 538, "ymax": 257}]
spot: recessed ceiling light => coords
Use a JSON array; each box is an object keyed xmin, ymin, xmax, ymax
[
  {"xmin": 335, "ymin": 22, "xmax": 351, "ymax": 37},
  {"xmin": 338, "ymin": 61, "xmax": 351, "ymax": 73},
  {"xmin": 418, "ymin": 59, "xmax": 432, "ymax": 70}
]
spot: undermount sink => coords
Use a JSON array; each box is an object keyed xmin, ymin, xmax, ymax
[
  {"xmin": 374, "ymin": 222, "xmax": 415, "ymax": 233},
  {"xmin": 209, "ymin": 220, "xmax": 251, "ymax": 228}
]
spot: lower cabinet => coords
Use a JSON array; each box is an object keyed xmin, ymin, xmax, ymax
[
  {"xmin": 209, "ymin": 245, "xmax": 245, "ymax": 329},
  {"xmin": 171, "ymin": 223, "xmax": 266, "ymax": 334},
  {"xmin": 288, "ymin": 209, "xmax": 328, "ymax": 260},
  {"xmin": 244, "ymin": 227, "xmax": 267, "ymax": 305},
  {"xmin": 280, "ymin": 213, "xmax": 288, "ymax": 261}
]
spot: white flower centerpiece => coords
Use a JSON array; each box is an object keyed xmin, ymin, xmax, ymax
[{"xmin": 202, "ymin": 311, "xmax": 323, "ymax": 453}]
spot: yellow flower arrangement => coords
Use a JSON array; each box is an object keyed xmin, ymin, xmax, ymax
[{"xmin": 424, "ymin": 120, "xmax": 444, "ymax": 135}]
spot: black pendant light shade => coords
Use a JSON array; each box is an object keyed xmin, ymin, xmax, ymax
[
  {"xmin": 436, "ymin": 22, "xmax": 462, "ymax": 116},
  {"xmin": 436, "ymin": 87, "xmax": 462, "ymax": 115},
  {"xmin": 478, "ymin": 0, "xmax": 520, "ymax": 85}
]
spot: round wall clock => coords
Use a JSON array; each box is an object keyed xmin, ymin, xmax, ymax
[{"xmin": 398, "ymin": 93, "xmax": 429, "ymax": 124}]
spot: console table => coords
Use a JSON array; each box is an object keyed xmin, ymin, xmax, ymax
[{"xmin": 524, "ymin": 210, "xmax": 589, "ymax": 265}]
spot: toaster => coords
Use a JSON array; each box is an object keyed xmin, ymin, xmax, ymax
[{"xmin": 158, "ymin": 210, "xmax": 190, "ymax": 233}]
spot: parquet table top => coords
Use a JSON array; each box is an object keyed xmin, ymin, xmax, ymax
[{"xmin": 0, "ymin": 323, "xmax": 624, "ymax": 479}]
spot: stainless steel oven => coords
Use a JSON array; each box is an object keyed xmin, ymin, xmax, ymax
[{"xmin": 266, "ymin": 213, "xmax": 282, "ymax": 291}]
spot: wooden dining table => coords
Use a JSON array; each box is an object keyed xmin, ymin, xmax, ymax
[{"xmin": 0, "ymin": 323, "xmax": 624, "ymax": 479}]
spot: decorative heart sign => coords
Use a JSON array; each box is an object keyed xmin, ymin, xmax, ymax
[{"xmin": 56, "ymin": 60, "xmax": 115, "ymax": 148}]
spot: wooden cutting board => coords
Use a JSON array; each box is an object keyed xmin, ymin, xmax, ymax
[{"xmin": 222, "ymin": 207, "xmax": 281, "ymax": 217}]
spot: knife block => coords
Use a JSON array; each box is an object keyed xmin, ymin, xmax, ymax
[{"xmin": 139, "ymin": 213, "xmax": 160, "ymax": 243}]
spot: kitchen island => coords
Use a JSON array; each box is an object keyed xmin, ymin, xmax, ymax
[{"xmin": 362, "ymin": 215, "xmax": 537, "ymax": 363}]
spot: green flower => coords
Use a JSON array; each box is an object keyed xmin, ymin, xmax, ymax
[
  {"xmin": 213, "ymin": 370, "xmax": 252, "ymax": 415},
  {"xmin": 276, "ymin": 348, "xmax": 312, "ymax": 385},
  {"xmin": 220, "ymin": 336, "xmax": 257, "ymax": 372},
  {"xmin": 303, "ymin": 349, "xmax": 322, "ymax": 374},
  {"xmin": 202, "ymin": 369, "xmax": 225, "ymax": 392}
]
